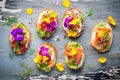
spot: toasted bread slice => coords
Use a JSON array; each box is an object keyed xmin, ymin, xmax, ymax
[
  {"xmin": 34, "ymin": 42, "xmax": 56, "ymax": 72},
  {"xmin": 36, "ymin": 9, "xmax": 58, "ymax": 39},
  {"xmin": 62, "ymin": 8, "xmax": 84, "ymax": 39},
  {"xmin": 91, "ymin": 22, "xmax": 113, "ymax": 52},
  {"xmin": 64, "ymin": 41, "xmax": 85, "ymax": 70},
  {"xmin": 9, "ymin": 22, "xmax": 32, "ymax": 54}
]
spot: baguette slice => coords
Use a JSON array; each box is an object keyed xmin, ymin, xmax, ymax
[
  {"xmin": 33, "ymin": 42, "xmax": 56, "ymax": 72},
  {"xmin": 9, "ymin": 22, "xmax": 32, "ymax": 54},
  {"xmin": 91, "ymin": 22, "xmax": 113, "ymax": 52},
  {"xmin": 62, "ymin": 8, "xmax": 84, "ymax": 39},
  {"xmin": 64, "ymin": 41, "xmax": 85, "ymax": 70},
  {"xmin": 36, "ymin": 9, "xmax": 58, "ymax": 39}
]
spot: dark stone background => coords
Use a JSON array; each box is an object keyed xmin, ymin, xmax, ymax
[{"xmin": 0, "ymin": 0, "xmax": 120, "ymax": 80}]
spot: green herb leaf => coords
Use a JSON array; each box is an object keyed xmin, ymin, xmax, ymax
[
  {"xmin": 19, "ymin": 62, "xmax": 29, "ymax": 68},
  {"xmin": 86, "ymin": 8, "xmax": 93, "ymax": 17},
  {"xmin": 87, "ymin": 64, "xmax": 94, "ymax": 69},
  {"xmin": 9, "ymin": 53, "xmax": 14, "ymax": 59},
  {"xmin": 3, "ymin": 15, "xmax": 18, "ymax": 26},
  {"xmin": 98, "ymin": 23, "xmax": 105, "ymax": 27},
  {"xmin": 20, "ymin": 68, "xmax": 32, "ymax": 79},
  {"xmin": 29, "ymin": 48, "xmax": 35, "ymax": 55}
]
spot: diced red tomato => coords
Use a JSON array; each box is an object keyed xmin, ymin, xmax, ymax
[
  {"xmin": 40, "ymin": 21, "xmax": 47, "ymax": 29},
  {"xmin": 50, "ymin": 18, "xmax": 54, "ymax": 23}
]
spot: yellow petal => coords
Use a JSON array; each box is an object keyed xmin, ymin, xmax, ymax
[
  {"xmin": 98, "ymin": 30, "xmax": 104, "ymax": 37},
  {"xmin": 98, "ymin": 57, "xmax": 107, "ymax": 64},
  {"xmin": 50, "ymin": 11, "xmax": 57, "ymax": 18},
  {"xmin": 42, "ymin": 56, "xmax": 49, "ymax": 63},
  {"xmin": 68, "ymin": 30, "xmax": 77, "ymax": 37},
  {"xmin": 33, "ymin": 53, "xmax": 42, "ymax": 63},
  {"xmin": 70, "ymin": 18, "xmax": 80, "ymax": 25},
  {"xmin": 62, "ymin": 0, "xmax": 70, "ymax": 8},
  {"xmin": 42, "ymin": 18, "xmax": 50, "ymax": 23},
  {"xmin": 108, "ymin": 16, "xmax": 116, "ymax": 26},
  {"xmin": 26, "ymin": 8, "xmax": 33, "ymax": 15},
  {"xmin": 56, "ymin": 62, "xmax": 64, "ymax": 72},
  {"xmin": 71, "ymin": 48, "xmax": 77, "ymax": 55}
]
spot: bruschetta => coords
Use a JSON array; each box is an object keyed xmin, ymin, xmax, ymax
[
  {"xmin": 9, "ymin": 22, "xmax": 32, "ymax": 54},
  {"xmin": 64, "ymin": 41, "xmax": 85, "ymax": 70},
  {"xmin": 36, "ymin": 9, "xmax": 58, "ymax": 39},
  {"xmin": 33, "ymin": 42, "xmax": 56, "ymax": 72},
  {"xmin": 62, "ymin": 8, "xmax": 84, "ymax": 39},
  {"xmin": 91, "ymin": 22, "xmax": 113, "ymax": 52}
]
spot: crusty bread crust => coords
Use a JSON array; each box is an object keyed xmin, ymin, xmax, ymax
[
  {"xmin": 91, "ymin": 22, "xmax": 113, "ymax": 52},
  {"xmin": 62, "ymin": 8, "xmax": 84, "ymax": 39},
  {"xmin": 9, "ymin": 23, "xmax": 32, "ymax": 54},
  {"xmin": 36, "ymin": 9, "xmax": 58, "ymax": 39},
  {"xmin": 64, "ymin": 42, "xmax": 85, "ymax": 70},
  {"xmin": 36, "ymin": 42, "xmax": 57, "ymax": 71}
]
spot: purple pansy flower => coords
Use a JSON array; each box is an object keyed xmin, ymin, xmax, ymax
[
  {"xmin": 64, "ymin": 17, "xmax": 73, "ymax": 28},
  {"xmin": 11, "ymin": 28, "xmax": 24, "ymax": 42},
  {"xmin": 46, "ymin": 20, "xmax": 57, "ymax": 32},
  {"xmin": 39, "ymin": 46, "xmax": 49, "ymax": 56}
]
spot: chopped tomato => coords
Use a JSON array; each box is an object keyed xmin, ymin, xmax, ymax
[
  {"xmin": 40, "ymin": 21, "xmax": 47, "ymax": 29},
  {"xmin": 50, "ymin": 18, "xmax": 54, "ymax": 23},
  {"xmin": 75, "ymin": 48, "xmax": 82, "ymax": 64}
]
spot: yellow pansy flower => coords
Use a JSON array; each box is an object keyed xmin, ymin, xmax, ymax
[
  {"xmin": 68, "ymin": 30, "xmax": 77, "ymax": 37},
  {"xmin": 42, "ymin": 18, "xmax": 50, "ymax": 23},
  {"xmin": 71, "ymin": 48, "xmax": 77, "ymax": 55},
  {"xmin": 33, "ymin": 53, "xmax": 42, "ymax": 63},
  {"xmin": 98, "ymin": 30, "xmax": 104, "ymax": 37},
  {"xmin": 42, "ymin": 56, "xmax": 49, "ymax": 63},
  {"xmin": 26, "ymin": 8, "xmax": 33, "ymax": 15},
  {"xmin": 98, "ymin": 57, "xmax": 107, "ymax": 64},
  {"xmin": 56, "ymin": 62, "xmax": 64, "ymax": 72},
  {"xmin": 70, "ymin": 18, "xmax": 80, "ymax": 25},
  {"xmin": 108, "ymin": 16, "xmax": 116, "ymax": 26},
  {"xmin": 62, "ymin": 0, "xmax": 70, "ymax": 8}
]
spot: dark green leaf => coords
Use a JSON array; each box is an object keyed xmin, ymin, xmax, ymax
[{"xmin": 9, "ymin": 53, "xmax": 14, "ymax": 59}]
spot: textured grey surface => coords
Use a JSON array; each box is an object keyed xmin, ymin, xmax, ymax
[{"xmin": 0, "ymin": 0, "xmax": 120, "ymax": 80}]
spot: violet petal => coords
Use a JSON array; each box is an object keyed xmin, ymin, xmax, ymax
[
  {"xmin": 17, "ymin": 28, "xmax": 23, "ymax": 34},
  {"xmin": 11, "ymin": 29, "xmax": 17, "ymax": 37},
  {"xmin": 14, "ymin": 35, "xmax": 24, "ymax": 42}
]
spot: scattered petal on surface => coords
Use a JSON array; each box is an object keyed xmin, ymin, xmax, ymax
[
  {"xmin": 108, "ymin": 15, "xmax": 116, "ymax": 26},
  {"xmin": 56, "ymin": 62, "xmax": 64, "ymax": 72},
  {"xmin": 62, "ymin": 0, "xmax": 70, "ymax": 8},
  {"xmin": 26, "ymin": 8, "xmax": 33, "ymax": 15},
  {"xmin": 98, "ymin": 57, "xmax": 107, "ymax": 64}
]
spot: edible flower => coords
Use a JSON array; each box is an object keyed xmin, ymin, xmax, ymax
[
  {"xmin": 62, "ymin": 0, "xmax": 70, "ymax": 8},
  {"xmin": 68, "ymin": 30, "xmax": 77, "ymax": 37},
  {"xmin": 70, "ymin": 18, "xmax": 80, "ymax": 25},
  {"xmin": 26, "ymin": 8, "xmax": 33, "ymax": 15},
  {"xmin": 11, "ymin": 28, "xmax": 24, "ymax": 42},
  {"xmin": 56, "ymin": 62, "xmax": 64, "ymax": 72},
  {"xmin": 39, "ymin": 46, "xmax": 49, "ymax": 56},
  {"xmin": 50, "ymin": 11, "xmax": 57, "ymax": 18},
  {"xmin": 98, "ymin": 30, "xmax": 104, "ymax": 37},
  {"xmin": 70, "ymin": 48, "xmax": 77, "ymax": 55},
  {"xmin": 64, "ymin": 17, "xmax": 73, "ymax": 28},
  {"xmin": 33, "ymin": 53, "xmax": 42, "ymax": 63},
  {"xmin": 108, "ymin": 16, "xmax": 116, "ymax": 26},
  {"xmin": 46, "ymin": 20, "xmax": 57, "ymax": 32},
  {"xmin": 98, "ymin": 57, "xmax": 107, "ymax": 64},
  {"xmin": 42, "ymin": 56, "xmax": 49, "ymax": 63}
]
